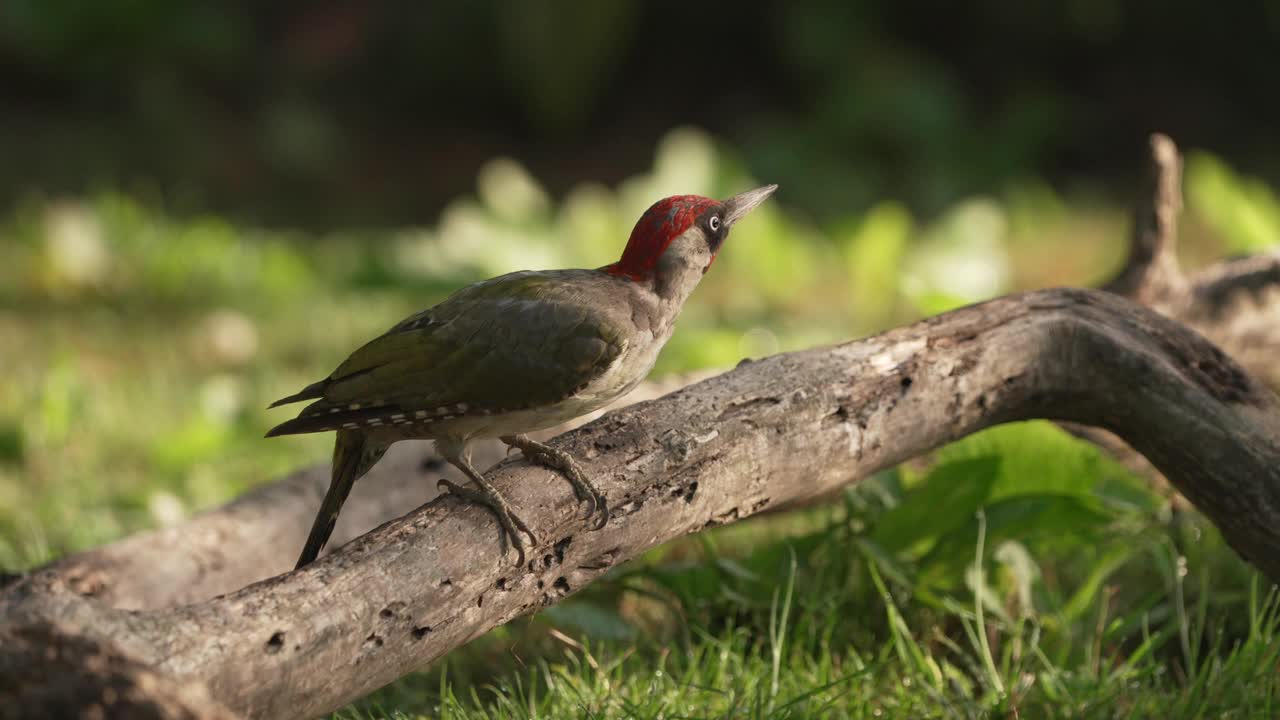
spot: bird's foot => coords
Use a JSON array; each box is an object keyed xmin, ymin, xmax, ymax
[
  {"xmin": 502, "ymin": 435, "xmax": 609, "ymax": 530},
  {"xmin": 437, "ymin": 478, "xmax": 538, "ymax": 566}
]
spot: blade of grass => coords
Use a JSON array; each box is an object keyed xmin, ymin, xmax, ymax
[
  {"xmin": 768, "ymin": 546, "xmax": 797, "ymax": 706},
  {"xmin": 973, "ymin": 509, "xmax": 1005, "ymax": 697}
]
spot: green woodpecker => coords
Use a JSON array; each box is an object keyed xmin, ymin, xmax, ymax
[{"xmin": 268, "ymin": 185, "xmax": 777, "ymax": 568}]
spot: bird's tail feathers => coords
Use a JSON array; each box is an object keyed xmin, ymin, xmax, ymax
[
  {"xmin": 295, "ymin": 430, "xmax": 384, "ymax": 569},
  {"xmin": 269, "ymin": 379, "xmax": 328, "ymax": 408}
]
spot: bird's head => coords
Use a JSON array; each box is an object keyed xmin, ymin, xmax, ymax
[{"xmin": 606, "ymin": 185, "xmax": 777, "ymax": 288}]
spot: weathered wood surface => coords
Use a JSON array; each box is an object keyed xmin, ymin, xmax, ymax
[{"xmin": 3, "ymin": 135, "xmax": 1279, "ymax": 720}]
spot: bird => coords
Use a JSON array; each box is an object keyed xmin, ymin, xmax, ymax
[{"xmin": 267, "ymin": 184, "xmax": 778, "ymax": 569}]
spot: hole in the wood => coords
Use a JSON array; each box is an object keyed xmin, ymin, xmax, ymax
[
  {"xmin": 553, "ymin": 577, "xmax": 570, "ymax": 594},
  {"xmin": 411, "ymin": 626, "xmax": 432, "ymax": 640},
  {"xmin": 440, "ymin": 578, "xmax": 452, "ymax": 587},
  {"xmin": 363, "ymin": 633, "xmax": 384, "ymax": 651},
  {"xmin": 266, "ymin": 631, "xmax": 286, "ymax": 654},
  {"xmin": 554, "ymin": 536, "xmax": 572, "ymax": 564},
  {"xmin": 380, "ymin": 608, "xmax": 394, "ymax": 619},
  {"xmin": 900, "ymin": 376, "xmax": 913, "ymax": 390},
  {"xmin": 496, "ymin": 577, "xmax": 508, "ymax": 591}
]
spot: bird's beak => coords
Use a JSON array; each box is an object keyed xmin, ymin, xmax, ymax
[{"xmin": 722, "ymin": 184, "xmax": 778, "ymax": 226}]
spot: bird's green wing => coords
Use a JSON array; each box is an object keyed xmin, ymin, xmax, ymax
[{"xmin": 267, "ymin": 270, "xmax": 627, "ymax": 436}]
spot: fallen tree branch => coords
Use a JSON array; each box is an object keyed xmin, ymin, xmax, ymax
[
  {"xmin": 1105, "ymin": 133, "xmax": 1280, "ymax": 388},
  {"xmin": 5, "ymin": 287, "xmax": 1280, "ymax": 718},
  {"xmin": 1181, "ymin": 253, "xmax": 1280, "ymax": 389},
  {"xmin": 1069, "ymin": 133, "xmax": 1280, "ymax": 480},
  {"xmin": 6, "ymin": 134, "xmax": 1280, "ymax": 718},
  {"xmin": 1104, "ymin": 133, "xmax": 1188, "ymax": 306},
  {"xmin": 12, "ymin": 373, "xmax": 715, "ymax": 612},
  {"xmin": 0, "ymin": 622, "xmax": 240, "ymax": 720},
  {"xmin": 17, "ymin": 137, "xmax": 1280, "ymax": 616}
]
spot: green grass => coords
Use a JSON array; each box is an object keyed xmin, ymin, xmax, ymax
[
  {"xmin": 2, "ymin": 131, "xmax": 1278, "ymax": 717},
  {"xmin": 338, "ymin": 423, "xmax": 1278, "ymax": 719},
  {"xmin": 402, "ymin": 578, "xmax": 1279, "ymax": 719}
]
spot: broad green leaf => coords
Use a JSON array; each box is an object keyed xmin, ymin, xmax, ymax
[
  {"xmin": 920, "ymin": 494, "xmax": 1113, "ymax": 585},
  {"xmin": 1058, "ymin": 543, "xmax": 1137, "ymax": 623},
  {"xmin": 931, "ymin": 421, "xmax": 1143, "ymax": 502},
  {"xmin": 853, "ymin": 536, "xmax": 915, "ymax": 589},
  {"xmin": 873, "ymin": 456, "xmax": 999, "ymax": 556},
  {"xmin": 541, "ymin": 602, "xmax": 636, "ymax": 641}
]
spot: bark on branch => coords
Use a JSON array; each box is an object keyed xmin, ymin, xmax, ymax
[
  {"xmin": 1106, "ymin": 134, "xmax": 1280, "ymax": 389},
  {"xmin": 1070, "ymin": 134, "xmax": 1280, "ymax": 479},
  {"xmin": 4, "ymin": 134, "xmax": 1280, "ymax": 719},
  {"xmin": 6, "ymin": 288, "xmax": 1280, "ymax": 718}
]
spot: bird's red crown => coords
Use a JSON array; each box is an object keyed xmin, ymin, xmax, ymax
[{"xmin": 605, "ymin": 195, "xmax": 719, "ymax": 281}]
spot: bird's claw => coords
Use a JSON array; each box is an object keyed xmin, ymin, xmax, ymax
[
  {"xmin": 507, "ymin": 437, "xmax": 610, "ymax": 530},
  {"xmin": 576, "ymin": 485, "xmax": 610, "ymax": 530},
  {"xmin": 561, "ymin": 469, "xmax": 600, "ymax": 519},
  {"xmin": 437, "ymin": 478, "xmax": 538, "ymax": 567},
  {"xmin": 553, "ymin": 457, "xmax": 610, "ymax": 530}
]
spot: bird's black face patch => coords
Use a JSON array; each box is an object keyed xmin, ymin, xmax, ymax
[{"xmin": 699, "ymin": 204, "xmax": 729, "ymax": 254}]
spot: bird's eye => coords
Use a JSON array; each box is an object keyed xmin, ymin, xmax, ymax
[{"xmin": 708, "ymin": 215, "xmax": 721, "ymax": 231}]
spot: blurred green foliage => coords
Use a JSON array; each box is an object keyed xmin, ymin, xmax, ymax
[
  {"xmin": 0, "ymin": 130, "xmax": 1277, "ymax": 715},
  {"xmin": 1186, "ymin": 152, "xmax": 1280, "ymax": 254},
  {"xmin": 2, "ymin": 2, "xmax": 1278, "ymax": 225}
]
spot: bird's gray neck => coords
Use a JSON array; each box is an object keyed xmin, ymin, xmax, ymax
[{"xmin": 650, "ymin": 233, "xmax": 712, "ymax": 327}]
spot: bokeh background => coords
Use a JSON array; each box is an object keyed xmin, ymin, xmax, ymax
[
  {"xmin": 3, "ymin": 2, "xmax": 1280, "ymax": 717},
  {"xmin": 3, "ymin": 2, "xmax": 1279, "ymax": 225}
]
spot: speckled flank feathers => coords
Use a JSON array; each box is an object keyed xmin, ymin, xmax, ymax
[
  {"xmin": 265, "ymin": 399, "xmax": 468, "ymax": 435},
  {"xmin": 264, "ymin": 268, "xmax": 638, "ymax": 439}
]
